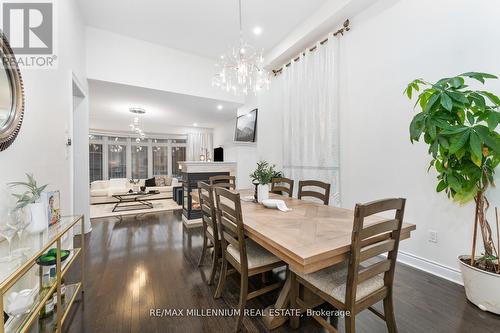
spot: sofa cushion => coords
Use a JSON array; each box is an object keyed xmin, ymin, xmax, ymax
[
  {"xmin": 145, "ymin": 177, "xmax": 156, "ymax": 187},
  {"xmin": 165, "ymin": 176, "xmax": 173, "ymax": 186},
  {"xmin": 155, "ymin": 175, "xmax": 166, "ymax": 186},
  {"xmin": 146, "ymin": 186, "xmax": 172, "ymax": 193},
  {"xmin": 90, "ymin": 180, "xmax": 107, "ymax": 190},
  {"xmin": 109, "ymin": 178, "xmax": 128, "ymax": 189},
  {"xmin": 90, "ymin": 189, "xmax": 108, "ymax": 197}
]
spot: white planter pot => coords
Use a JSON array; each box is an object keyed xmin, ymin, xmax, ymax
[
  {"xmin": 257, "ymin": 184, "xmax": 269, "ymax": 203},
  {"xmin": 27, "ymin": 202, "xmax": 47, "ymax": 234},
  {"xmin": 458, "ymin": 255, "xmax": 500, "ymax": 314}
]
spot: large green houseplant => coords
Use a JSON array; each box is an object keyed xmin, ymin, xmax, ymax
[{"xmin": 405, "ymin": 72, "xmax": 500, "ymax": 313}]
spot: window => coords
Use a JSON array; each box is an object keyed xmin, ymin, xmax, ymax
[
  {"xmin": 132, "ymin": 145, "xmax": 148, "ymax": 179},
  {"xmin": 108, "ymin": 143, "xmax": 126, "ymax": 179},
  {"xmin": 172, "ymin": 146, "xmax": 186, "ymax": 177},
  {"xmin": 89, "ymin": 143, "xmax": 103, "ymax": 182},
  {"xmin": 152, "ymin": 146, "xmax": 168, "ymax": 176},
  {"xmin": 89, "ymin": 133, "xmax": 188, "ymax": 181}
]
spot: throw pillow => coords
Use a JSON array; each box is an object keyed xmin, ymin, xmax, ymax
[
  {"xmin": 145, "ymin": 177, "xmax": 156, "ymax": 187},
  {"xmin": 155, "ymin": 175, "xmax": 166, "ymax": 186},
  {"xmin": 165, "ymin": 176, "xmax": 172, "ymax": 186}
]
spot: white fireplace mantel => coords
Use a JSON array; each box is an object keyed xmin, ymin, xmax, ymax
[{"xmin": 178, "ymin": 161, "xmax": 237, "ymax": 175}]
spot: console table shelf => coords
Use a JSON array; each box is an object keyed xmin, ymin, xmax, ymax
[{"xmin": 0, "ymin": 215, "xmax": 85, "ymax": 333}]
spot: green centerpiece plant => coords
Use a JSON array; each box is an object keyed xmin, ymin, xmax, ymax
[
  {"xmin": 405, "ymin": 72, "xmax": 500, "ymax": 313},
  {"xmin": 250, "ymin": 161, "xmax": 282, "ymax": 203}
]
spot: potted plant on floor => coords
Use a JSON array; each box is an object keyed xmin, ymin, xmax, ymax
[
  {"xmin": 250, "ymin": 161, "xmax": 282, "ymax": 203},
  {"xmin": 405, "ymin": 72, "xmax": 500, "ymax": 313},
  {"xmin": 9, "ymin": 174, "xmax": 48, "ymax": 234}
]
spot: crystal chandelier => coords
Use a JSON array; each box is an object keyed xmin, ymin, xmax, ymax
[
  {"xmin": 212, "ymin": 0, "xmax": 270, "ymax": 96},
  {"xmin": 129, "ymin": 107, "xmax": 146, "ymax": 144}
]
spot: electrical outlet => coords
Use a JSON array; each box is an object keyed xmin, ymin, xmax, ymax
[{"xmin": 428, "ymin": 230, "xmax": 438, "ymax": 243}]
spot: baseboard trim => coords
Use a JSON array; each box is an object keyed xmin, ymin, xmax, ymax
[{"xmin": 397, "ymin": 251, "xmax": 463, "ymax": 286}]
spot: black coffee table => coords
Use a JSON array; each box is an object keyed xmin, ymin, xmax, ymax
[{"xmin": 112, "ymin": 191, "xmax": 160, "ymax": 212}]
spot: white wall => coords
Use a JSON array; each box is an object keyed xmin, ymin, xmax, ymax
[
  {"xmin": 221, "ymin": 0, "xmax": 500, "ymax": 284},
  {"xmin": 86, "ymin": 27, "xmax": 243, "ymax": 105},
  {"xmin": 0, "ymin": 0, "xmax": 88, "ymax": 228},
  {"xmin": 338, "ymin": 0, "xmax": 500, "ymax": 283}
]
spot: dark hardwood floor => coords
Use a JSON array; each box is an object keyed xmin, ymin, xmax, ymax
[{"xmin": 64, "ymin": 211, "xmax": 500, "ymax": 333}]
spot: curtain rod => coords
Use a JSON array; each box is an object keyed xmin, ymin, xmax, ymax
[{"xmin": 272, "ymin": 19, "xmax": 350, "ymax": 75}]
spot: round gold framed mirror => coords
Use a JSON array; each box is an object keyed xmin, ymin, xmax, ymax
[{"xmin": 0, "ymin": 33, "xmax": 24, "ymax": 151}]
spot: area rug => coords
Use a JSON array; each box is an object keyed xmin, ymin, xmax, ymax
[{"xmin": 90, "ymin": 199, "xmax": 181, "ymax": 219}]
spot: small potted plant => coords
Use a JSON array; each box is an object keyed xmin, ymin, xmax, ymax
[
  {"xmin": 9, "ymin": 174, "xmax": 48, "ymax": 234},
  {"xmin": 405, "ymin": 72, "xmax": 500, "ymax": 313},
  {"xmin": 250, "ymin": 161, "xmax": 282, "ymax": 203}
]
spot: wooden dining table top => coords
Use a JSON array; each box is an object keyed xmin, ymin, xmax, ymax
[{"xmin": 232, "ymin": 190, "xmax": 416, "ymax": 274}]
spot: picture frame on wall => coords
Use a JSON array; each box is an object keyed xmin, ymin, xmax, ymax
[
  {"xmin": 42, "ymin": 191, "xmax": 61, "ymax": 226},
  {"xmin": 234, "ymin": 109, "xmax": 258, "ymax": 142}
]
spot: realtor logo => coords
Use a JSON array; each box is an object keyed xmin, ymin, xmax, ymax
[{"xmin": 2, "ymin": 1, "xmax": 53, "ymax": 54}]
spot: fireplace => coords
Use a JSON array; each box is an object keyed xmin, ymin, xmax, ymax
[{"xmin": 179, "ymin": 161, "xmax": 237, "ymax": 228}]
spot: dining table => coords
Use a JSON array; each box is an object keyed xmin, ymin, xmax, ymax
[{"xmin": 229, "ymin": 189, "xmax": 416, "ymax": 329}]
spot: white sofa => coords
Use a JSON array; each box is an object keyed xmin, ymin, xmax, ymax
[{"xmin": 90, "ymin": 177, "xmax": 180, "ymax": 204}]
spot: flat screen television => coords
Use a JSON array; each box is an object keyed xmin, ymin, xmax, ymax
[{"xmin": 234, "ymin": 109, "xmax": 257, "ymax": 142}]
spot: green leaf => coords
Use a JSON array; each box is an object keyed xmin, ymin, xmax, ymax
[
  {"xmin": 440, "ymin": 93, "xmax": 453, "ymax": 111},
  {"xmin": 436, "ymin": 180, "xmax": 447, "ymax": 192},
  {"xmin": 449, "ymin": 77, "xmax": 464, "ymax": 89},
  {"xmin": 469, "ymin": 131, "xmax": 482, "ymax": 160},
  {"xmin": 439, "ymin": 126, "xmax": 469, "ymax": 135},
  {"xmin": 460, "ymin": 72, "xmax": 498, "ymax": 84},
  {"xmin": 448, "ymin": 91, "xmax": 469, "ymax": 104},
  {"xmin": 424, "ymin": 93, "xmax": 440, "ymax": 113},
  {"xmin": 475, "ymin": 125, "xmax": 500, "ymax": 153},
  {"xmin": 481, "ymin": 91, "xmax": 500, "ymax": 106},
  {"xmin": 449, "ymin": 130, "xmax": 470, "ymax": 154}
]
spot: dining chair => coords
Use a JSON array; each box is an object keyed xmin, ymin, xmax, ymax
[
  {"xmin": 289, "ymin": 198, "xmax": 406, "ymax": 333},
  {"xmin": 209, "ymin": 175, "xmax": 236, "ymax": 189},
  {"xmin": 271, "ymin": 177, "xmax": 294, "ymax": 198},
  {"xmin": 297, "ymin": 180, "xmax": 331, "ymax": 205},
  {"xmin": 197, "ymin": 181, "xmax": 220, "ymax": 286},
  {"xmin": 213, "ymin": 187, "xmax": 286, "ymax": 332}
]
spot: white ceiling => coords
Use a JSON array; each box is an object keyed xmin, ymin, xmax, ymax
[
  {"xmin": 88, "ymin": 80, "xmax": 241, "ymax": 131},
  {"xmin": 77, "ymin": 0, "xmax": 330, "ymax": 60}
]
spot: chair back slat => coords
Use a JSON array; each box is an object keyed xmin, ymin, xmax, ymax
[
  {"xmin": 271, "ymin": 177, "xmax": 294, "ymax": 197},
  {"xmin": 298, "ymin": 180, "xmax": 331, "ymax": 205},
  {"xmin": 345, "ymin": 198, "xmax": 406, "ymax": 308},
  {"xmin": 209, "ymin": 175, "xmax": 236, "ymax": 189},
  {"xmin": 357, "ymin": 260, "xmax": 392, "ymax": 284},
  {"xmin": 359, "ymin": 239, "xmax": 396, "ymax": 262},
  {"xmin": 359, "ymin": 219, "xmax": 398, "ymax": 240},
  {"xmin": 214, "ymin": 187, "xmax": 248, "ymax": 270},
  {"xmin": 197, "ymin": 182, "xmax": 218, "ymax": 240}
]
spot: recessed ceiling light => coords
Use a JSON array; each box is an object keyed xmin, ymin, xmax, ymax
[
  {"xmin": 193, "ymin": 123, "xmax": 198, "ymax": 127},
  {"xmin": 253, "ymin": 26, "xmax": 263, "ymax": 36},
  {"xmin": 217, "ymin": 105, "xmax": 223, "ymax": 110}
]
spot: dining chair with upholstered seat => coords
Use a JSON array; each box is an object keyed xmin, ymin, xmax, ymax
[
  {"xmin": 271, "ymin": 177, "xmax": 294, "ymax": 198},
  {"xmin": 214, "ymin": 187, "xmax": 286, "ymax": 332},
  {"xmin": 197, "ymin": 181, "xmax": 220, "ymax": 286},
  {"xmin": 297, "ymin": 180, "xmax": 331, "ymax": 205},
  {"xmin": 209, "ymin": 175, "xmax": 236, "ymax": 189},
  {"xmin": 289, "ymin": 198, "xmax": 406, "ymax": 333}
]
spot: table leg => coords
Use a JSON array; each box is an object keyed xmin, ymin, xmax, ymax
[{"xmin": 262, "ymin": 274, "xmax": 291, "ymax": 330}]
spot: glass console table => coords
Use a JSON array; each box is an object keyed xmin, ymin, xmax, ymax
[{"xmin": 0, "ymin": 215, "xmax": 85, "ymax": 333}]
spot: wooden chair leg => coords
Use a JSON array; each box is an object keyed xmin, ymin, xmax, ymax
[
  {"xmin": 345, "ymin": 315, "xmax": 355, "ymax": 333},
  {"xmin": 235, "ymin": 274, "xmax": 248, "ymax": 332},
  {"xmin": 214, "ymin": 257, "xmax": 227, "ymax": 299},
  {"xmin": 383, "ymin": 294, "xmax": 398, "ymax": 333},
  {"xmin": 208, "ymin": 244, "xmax": 219, "ymax": 285},
  {"xmin": 289, "ymin": 272, "xmax": 300, "ymax": 329},
  {"xmin": 198, "ymin": 232, "xmax": 207, "ymax": 267}
]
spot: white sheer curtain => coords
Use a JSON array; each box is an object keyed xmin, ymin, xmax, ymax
[
  {"xmin": 281, "ymin": 37, "xmax": 340, "ymax": 205},
  {"xmin": 187, "ymin": 132, "xmax": 213, "ymax": 161}
]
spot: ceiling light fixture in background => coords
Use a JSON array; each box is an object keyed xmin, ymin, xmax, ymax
[
  {"xmin": 212, "ymin": 0, "xmax": 270, "ymax": 96},
  {"xmin": 129, "ymin": 107, "xmax": 146, "ymax": 144}
]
